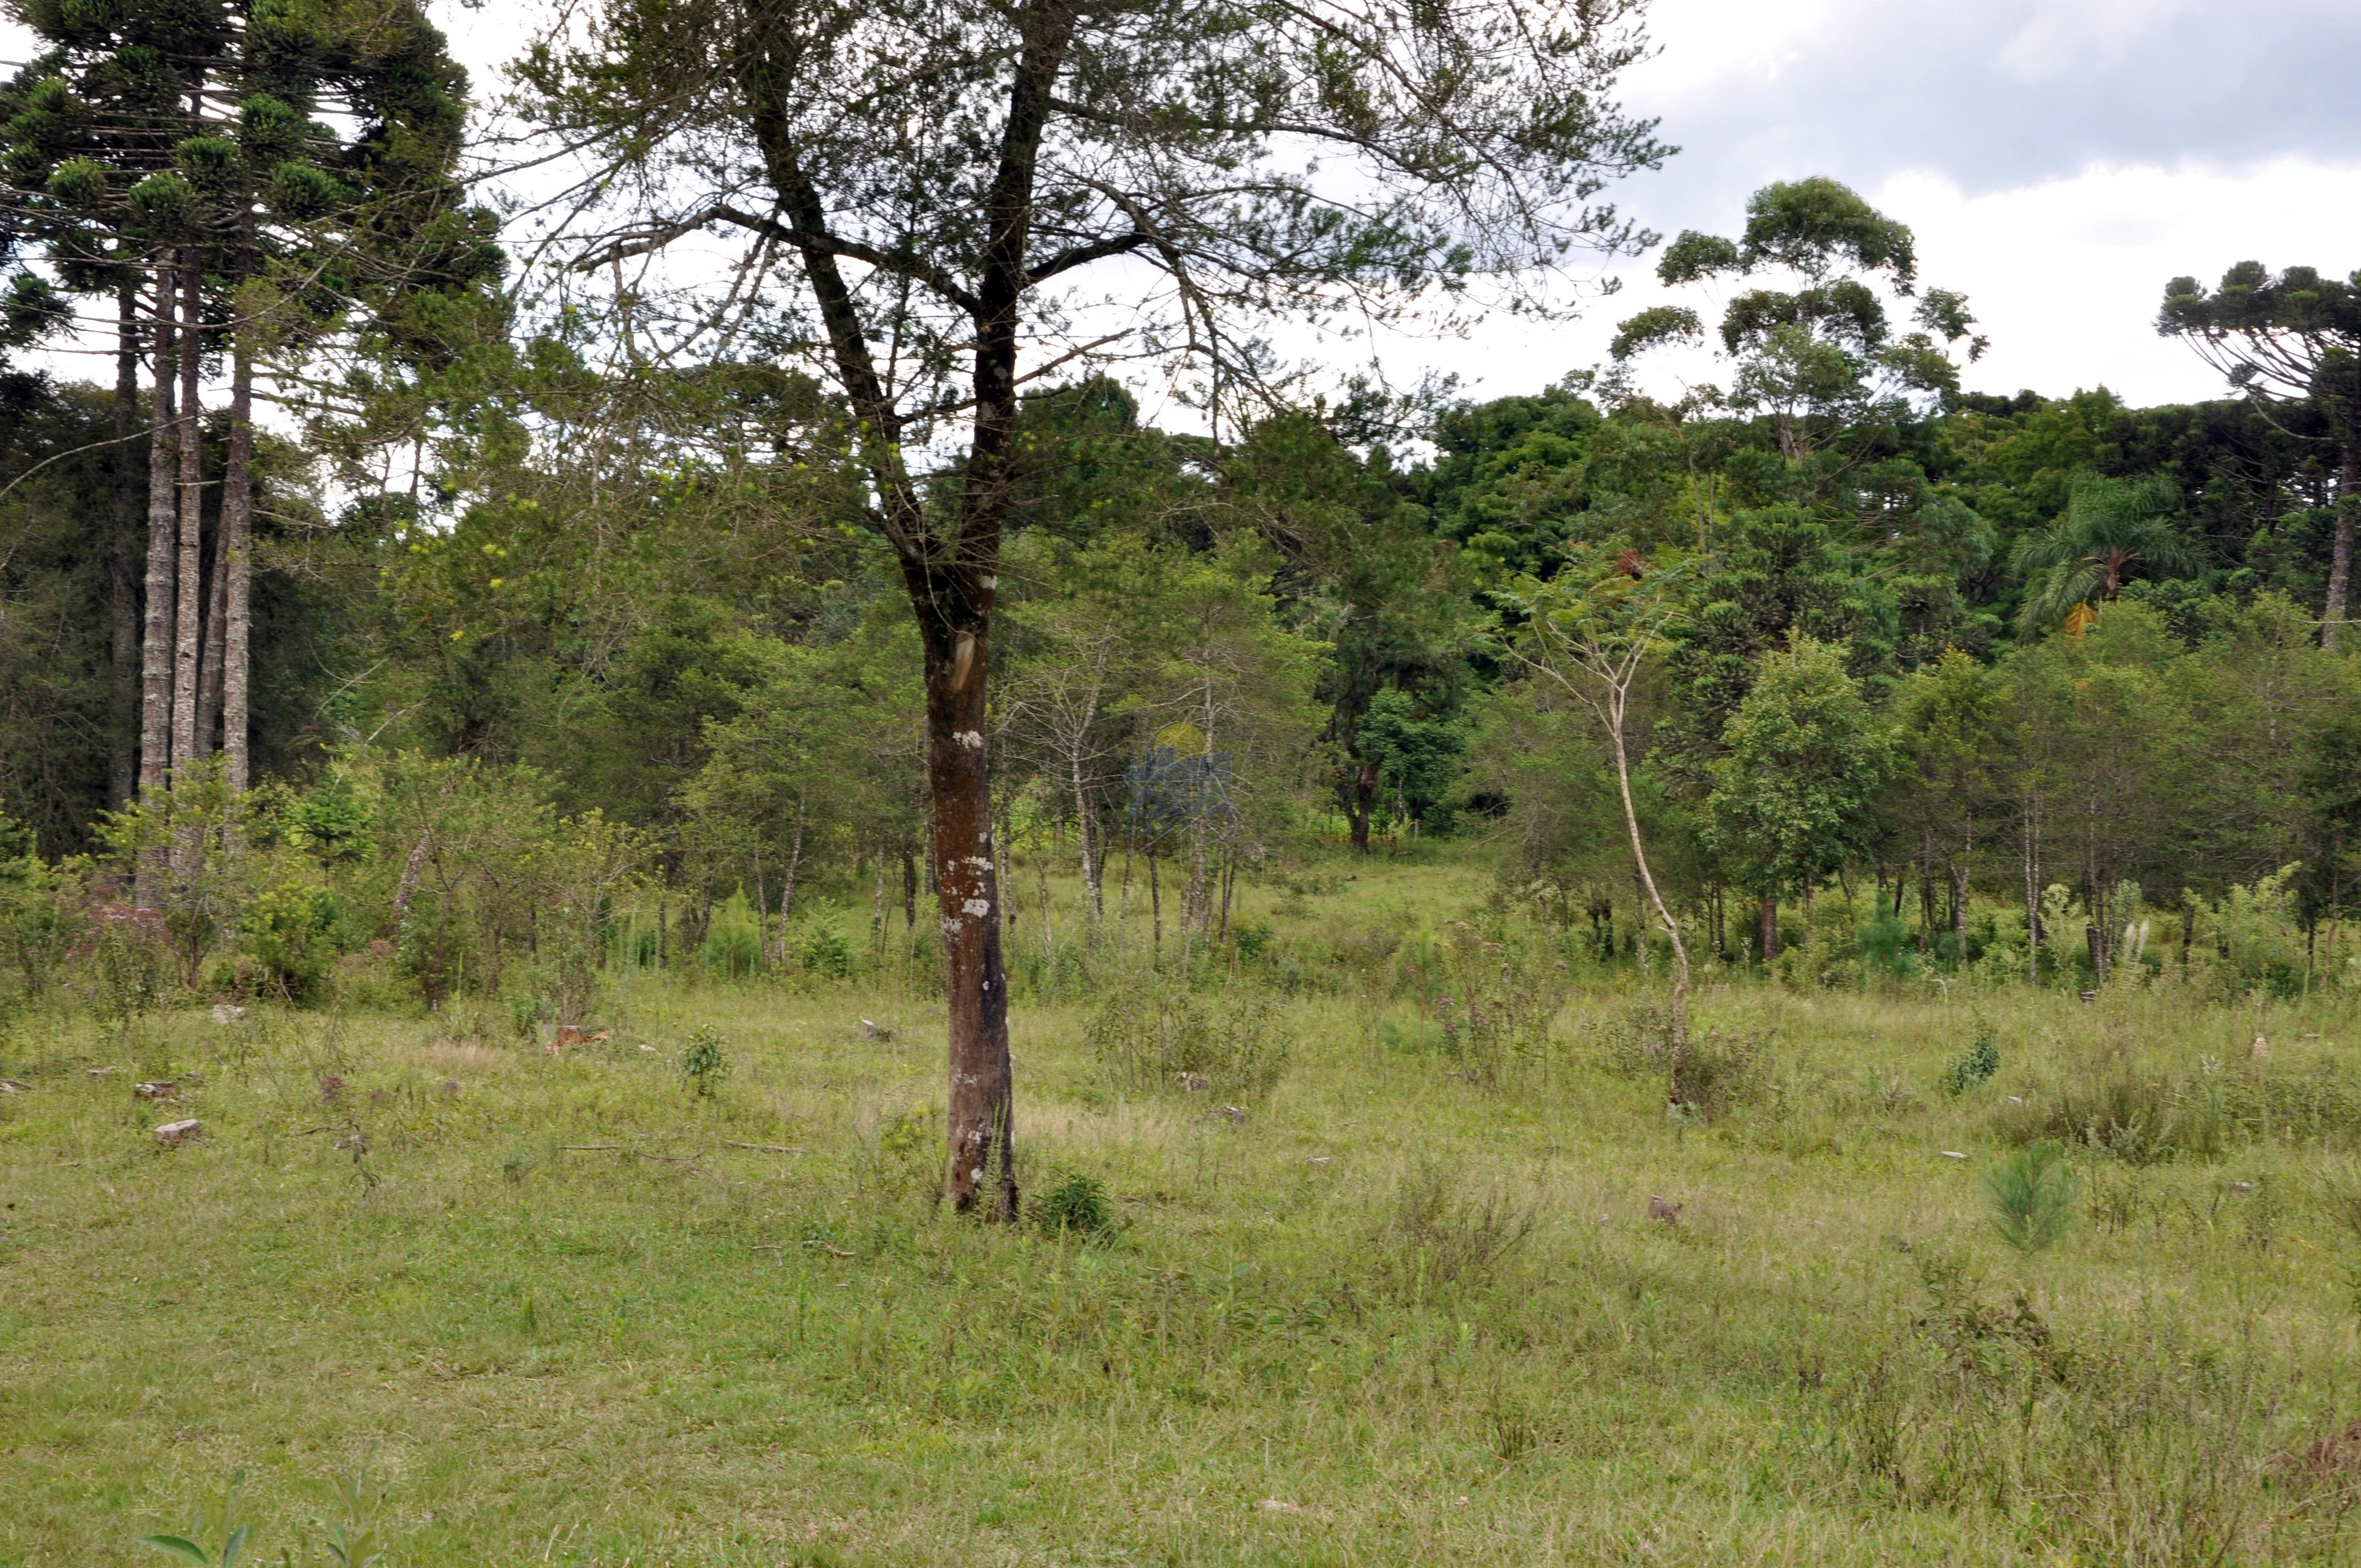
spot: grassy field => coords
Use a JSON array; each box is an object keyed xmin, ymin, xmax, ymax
[{"xmin": 7, "ymin": 857, "xmax": 2361, "ymax": 1565}]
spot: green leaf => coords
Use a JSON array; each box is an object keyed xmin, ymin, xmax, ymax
[{"xmin": 136, "ymin": 1536, "xmax": 214, "ymax": 1565}]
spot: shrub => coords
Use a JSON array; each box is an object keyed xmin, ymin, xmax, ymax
[
  {"xmin": 681, "ymin": 1025, "xmax": 727, "ymax": 1097},
  {"xmin": 1984, "ymin": 1140, "xmax": 2079, "ymax": 1253},
  {"xmin": 237, "ymin": 882, "xmax": 344, "ymax": 1003},
  {"xmin": 1941, "ymin": 1024, "xmax": 2000, "ymax": 1095},
  {"xmin": 873, "ymin": 1103, "xmax": 942, "ymax": 1197},
  {"xmin": 1029, "ymin": 1172, "xmax": 1116, "ymax": 1238},
  {"xmin": 701, "ymin": 892, "xmax": 764, "ymax": 978},
  {"xmin": 795, "ymin": 914, "xmax": 855, "ymax": 979},
  {"xmin": 1232, "ymin": 919, "xmax": 1274, "ymax": 961},
  {"xmin": 1996, "ymin": 1072, "xmax": 2232, "ymax": 1164},
  {"xmin": 1595, "ymin": 1003, "xmax": 1763, "ymax": 1120}
]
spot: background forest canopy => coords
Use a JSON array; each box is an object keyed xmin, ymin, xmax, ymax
[{"xmin": 0, "ymin": 2, "xmax": 2357, "ymax": 1020}]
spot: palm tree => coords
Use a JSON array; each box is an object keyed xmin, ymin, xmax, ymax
[{"xmin": 2011, "ymin": 471, "xmax": 2198, "ymax": 636}]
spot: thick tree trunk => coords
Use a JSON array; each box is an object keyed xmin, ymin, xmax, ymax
[
  {"xmin": 922, "ymin": 620, "xmax": 1015, "ymax": 1219},
  {"xmin": 169, "ymin": 255, "xmax": 204, "ymax": 774},
  {"xmin": 135, "ymin": 264, "xmax": 179, "ymax": 909},
  {"xmin": 219, "ymin": 340, "xmax": 255, "ymax": 791},
  {"xmin": 108, "ymin": 279, "xmax": 142, "ymax": 810}
]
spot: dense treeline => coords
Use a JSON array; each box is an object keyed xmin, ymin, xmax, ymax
[{"xmin": 2, "ymin": 167, "xmax": 2358, "ymax": 1012}]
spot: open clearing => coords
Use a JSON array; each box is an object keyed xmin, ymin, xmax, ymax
[{"xmin": 7, "ymin": 863, "xmax": 2361, "ymax": 1566}]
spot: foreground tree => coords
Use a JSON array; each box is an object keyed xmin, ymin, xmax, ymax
[
  {"xmin": 2160, "ymin": 263, "xmax": 2361, "ymax": 644},
  {"xmin": 528, "ymin": 0, "xmax": 1666, "ymax": 1215}
]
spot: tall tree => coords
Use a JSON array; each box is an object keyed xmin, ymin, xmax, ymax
[
  {"xmin": 1611, "ymin": 177, "xmax": 1984, "ymax": 476},
  {"xmin": 2159, "ymin": 263, "xmax": 2361, "ymax": 644},
  {"xmin": 1, "ymin": 0, "xmax": 489, "ymax": 826},
  {"xmin": 530, "ymin": 0, "xmax": 1666, "ymax": 1215}
]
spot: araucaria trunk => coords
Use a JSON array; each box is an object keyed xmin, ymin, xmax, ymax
[
  {"xmin": 135, "ymin": 263, "xmax": 179, "ymax": 909},
  {"xmin": 219, "ymin": 340, "xmax": 255, "ymax": 791},
  {"xmin": 108, "ymin": 279, "xmax": 142, "ymax": 810},
  {"xmin": 2326, "ymin": 435, "xmax": 2358, "ymax": 647},
  {"xmin": 168, "ymin": 254, "xmax": 205, "ymax": 773}
]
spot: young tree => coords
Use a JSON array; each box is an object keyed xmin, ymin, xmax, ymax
[
  {"xmin": 1706, "ymin": 635, "xmax": 1891, "ymax": 960},
  {"xmin": 1223, "ymin": 413, "xmax": 1472, "ymax": 853},
  {"xmin": 1508, "ymin": 559, "xmax": 1691, "ymax": 1052},
  {"xmin": 2159, "ymin": 263, "xmax": 2361, "ymax": 643},
  {"xmin": 528, "ymin": 0, "xmax": 1666, "ymax": 1216},
  {"xmin": 1886, "ymin": 649, "xmax": 2004, "ymax": 957}
]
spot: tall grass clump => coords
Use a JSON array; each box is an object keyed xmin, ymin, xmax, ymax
[{"xmin": 1084, "ymin": 978, "xmax": 1287, "ymax": 1102}]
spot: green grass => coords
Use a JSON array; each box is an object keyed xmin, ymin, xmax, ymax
[{"xmin": 7, "ymin": 858, "xmax": 2361, "ymax": 1564}]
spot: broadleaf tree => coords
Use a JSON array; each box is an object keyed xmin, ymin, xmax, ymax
[{"xmin": 523, "ymin": 0, "xmax": 1669, "ymax": 1216}]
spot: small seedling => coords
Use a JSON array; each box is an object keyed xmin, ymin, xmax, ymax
[
  {"xmin": 138, "ymin": 1472, "xmax": 252, "ymax": 1566},
  {"xmin": 1984, "ymin": 1140, "xmax": 2079, "ymax": 1253},
  {"xmin": 681, "ymin": 1025, "xmax": 727, "ymax": 1097}
]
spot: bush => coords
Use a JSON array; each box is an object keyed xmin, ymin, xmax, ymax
[
  {"xmin": 237, "ymin": 882, "xmax": 344, "ymax": 1003},
  {"xmin": 1984, "ymin": 1140, "xmax": 2079, "ymax": 1253},
  {"xmin": 795, "ymin": 914, "xmax": 855, "ymax": 979},
  {"xmin": 1370, "ymin": 1162, "xmax": 1534, "ymax": 1299},
  {"xmin": 681, "ymin": 1025, "xmax": 727, "ymax": 1097},
  {"xmin": 1996, "ymin": 1073, "xmax": 2231, "ymax": 1164},
  {"xmin": 1595, "ymin": 1003, "xmax": 1763, "ymax": 1120},
  {"xmin": 1941, "ymin": 1025, "xmax": 2000, "ymax": 1095},
  {"xmin": 701, "ymin": 892, "xmax": 764, "ymax": 979}
]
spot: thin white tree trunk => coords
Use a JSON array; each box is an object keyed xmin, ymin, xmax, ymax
[{"xmin": 134, "ymin": 262, "xmax": 178, "ymax": 909}]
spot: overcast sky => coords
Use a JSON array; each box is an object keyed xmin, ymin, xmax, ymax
[
  {"xmin": 17, "ymin": 0, "xmax": 2361, "ymax": 416},
  {"xmin": 1394, "ymin": 0, "xmax": 2361, "ymax": 410}
]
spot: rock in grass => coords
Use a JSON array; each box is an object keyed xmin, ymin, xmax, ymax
[
  {"xmin": 1648, "ymin": 1195, "xmax": 1683, "ymax": 1226},
  {"xmin": 211, "ymin": 1004, "xmax": 246, "ymax": 1025},
  {"xmin": 134, "ymin": 1080, "xmax": 177, "ymax": 1101},
  {"xmin": 151, "ymin": 1119, "xmax": 201, "ymax": 1146},
  {"xmin": 0, "ymin": 1078, "xmax": 26, "ymax": 1093}
]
